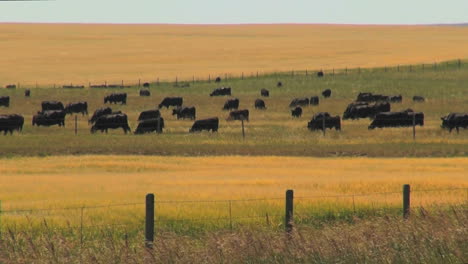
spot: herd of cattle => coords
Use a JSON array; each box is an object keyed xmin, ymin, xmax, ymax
[{"xmin": 0, "ymin": 81, "xmax": 467, "ymax": 135}]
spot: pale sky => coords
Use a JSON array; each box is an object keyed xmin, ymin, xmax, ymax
[{"xmin": 0, "ymin": 0, "xmax": 467, "ymax": 25}]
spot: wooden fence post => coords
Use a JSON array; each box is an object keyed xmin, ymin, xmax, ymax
[
  {"xmin": 403, "ymin": 185, "xmax": 410, "ymax": 219},
  {"xmin": 241, "ymin": 119, "xmax": 245, "ymax": 139},
  {"xmin": 138, "ymin": 79, "xmax": 141, "ymax": 87},
  {"xmin": 285, "ymin": 189, "xmax": 294, "ymax": 232},
  {"xmin": 145, "ymin": 193, "xmax": 155, "ymax": 247}
]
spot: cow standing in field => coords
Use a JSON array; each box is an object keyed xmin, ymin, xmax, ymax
[
  {"xmin": 261, "ymin": 89, "xmax": 269, "ymax": 97},
  {"xmin": 89, "ymin": 107, "xmax": 113, "ymax": 124},
  {"xmin": 0, "ymin": 96, "xmax": 10, "ymax": 107},
  {"xmin": 104, "ymin": 93, "xmax": 127, "ymax": 104},
  {"xmin": 308, "ymin": 112, "xmax": 341, "ymax": 131},
  {"xmin": 210, "ymin": 87, "xmax": 231, "ymax": 96},
  {"xmin": 138, "ymin": 110, "xmax": 161, "ymax": 122},
  {"xmin": 0, "ymin": 114, "xmax": 24, "ymax": 135},
  {"xmin": 143, "ymin": 82, "xmax": 150, "ymax": 88},
  {"xmin": 277, "ymin": 81, "xmax": 282, "ymax": 87},
  {"xmin": 322, "ymin": 89, "xmax": 331, "ymax": 98},
  {"xmin": 172, "ymin": 106, "xmax": 196, "ymax": 120},
  {"xmin": 310, "ymin": 96, "xmax": 319, "ymax": 106},
  {"xmin": 6, "ymin": 84, "xmax": 16, "ymax": 89},
  {"xmin": 413, "ymin": 96, "xmax": 425, "ymax": 102},
  {"xmin": 41, "ymin": 101, "xmax": 64, "ymax": 111},
  {"xmin": 343, "ymin": 101, "xmax": 390, "ymax": 120},
  {"xmin": 91, "ymin": 113, "xmax": 131, "ymax": 134},
  {"xmin": 135, "ymin": 110, "xmax": 164, "ymax": 134},
  {"xmin": 357, "ymin": 93, "xmax": 389, "ymax": 102},
  {"xmin": 227, "ymin": 109, "xmax": 249, "ymax": 121},
  {"xmin": 140, "ymin": 89, "xmax": 150, "ymax": 96},
  {"xmin": 33, "ymin": 110, "xmax": 66, "ymax": 127},
  {"xmin": 368, "ymin": 109, "xmax": 424, "ymax": 129},
  {"xmin": 215, "ymin": 77, "xmax": 222, "ymax": 83},
  {"xmin": 25, "ymin": 89, "xmax": 31, "ymax": 97},
  {"xmin": 289, "ymin": 98, "xmax": 309, "ymax": 108},
  {"xmin": 189, "ymin": 117, "xmax": 219, "ymax": 132},
  {"xmin": 291, "ymin": 107, "xmax": 302, "ymax": 118},
  {"xmin": 255, "ymin": 99, "xmax": 266, "ymax": 109},
  {"xmin": 65, "ymin": 102, "xmax": 88, "ymax": 115},
  {"xmin": 390, "ymin": 95, "xmax": 402, "ymax": 103},
  {"xmin": 158, "ymin": 97, "xmax": 183, "ymax": 109},
  {"xmin": 441, "ymin": 113, "xmax": 468, "ymax": 133},
  {"xmin": 223, "ymin": 98, "xmax": 239, "ymax": 110},
  {"xmin": 317, "ymin": 71, "xmax": 324, "ymax": 77}
]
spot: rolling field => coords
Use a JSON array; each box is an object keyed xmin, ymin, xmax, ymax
[
  {"xmin": 0, "ymin": 61, "xmax": 467, "ymax": 157},
  {"xmin": 2, "ymin": 24, "xmax": 468, "ymax": 85}
]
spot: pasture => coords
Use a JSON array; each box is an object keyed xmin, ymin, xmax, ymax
[{"xmin": 0, "ymin": 61, "xmax": 467, "ymax": 157}]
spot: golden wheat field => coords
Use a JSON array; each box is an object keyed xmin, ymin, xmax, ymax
[{"xmin": 2, "ymin": 23, "xmax": 468, "ymax": 86}]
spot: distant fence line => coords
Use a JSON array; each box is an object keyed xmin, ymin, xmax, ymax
[{"xmin": 1, "ymin": 58, "xmax": 465, "ymax": 89}]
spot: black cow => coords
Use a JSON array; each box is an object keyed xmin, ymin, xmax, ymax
[
  {"xmin": 357, "ymin": 93, "xmax": 389, "ymax": 102},
  {"xmin": 33, "ymin": 110, "xmax": 66, "ymax": 127},
  {"xmin": 172, "ymin": 107, "xmax": 196, "ymax": 120},
  {"xmin": 6, "ymin": 84, "xmax": 16, "ymax": 89},
  {"xmin": 138, "ymin": 109, "xmax": 161, "ymax": 122},
  {"xmin": 317, "ymin": 71, "xmax": 324, "ymax": 77},
  {"xmin": 413, "ymin": 96, "xmax": 425, "ymax": 102},
  {"xmin": 104, "ymin": 93, "xmax": 127, "ymax": 104},
  {"xmin": 308, "ymin": 112, "xmax": 341, "ymax": 131},
  {"xmin": 65, "ymin": 102, "xmax": 88, "ymax": 115},
  {"xmin": 215, "ymin": 77, "xmax": 222, "ymax": 83},
  {"xmin": 368, "ymin": 110, "xmax": 424, "ymax": 129},
  {"xmin": 277, "ymin": 81, "xmax": 283, "ymax": 87},
  {"xmin": 0, "ymin": 96, "xmax": 10, "ymax": 107},
  {"xmin": 91, "ymin": 113, "xmax": 131, "ymax": 134},
  {"xmin": 441, "ymin": 113, "xmax": 468, "ymax": 133},
  {"xmin": 254, "ymin": 99, "xmax": 266, "ymax": 109},
  {"xmin": 322, "ymin": 89, "xmax": 331, "ymax": 98},
  {"xmin": 158, "ymin": 97, "xmax": 183, "ymax": 109},
  {"xmin": 227, "ymin": 109, "xmax": 249, "ymax": 121},
  {"xmin": 223, "ymin": 98, "xmax": 239, "ymax": 110},
  {"xmin": 291, "ymin": 107, "xmax": 302, "ymax": 118},
  {"xmin": 25, "ymin": 89, "xmax": 31, "ymax": 97},
  {"xmin": 310, "ymin": 96, "xmax": 319, "ymax": 106},
  {"xmin": 210, "ymin": 87, "xmax": 231, "ymax": 96},
  {"xmin": 189, "ymin": 117, "xmax": 219, "ymax": 132},
  {"xmin": 289, "ymin": 98, "xmax": 309, "ymax": 107},
  {"xmin": 0, "ymin": 114, "xmax": 24, "ymax": 135},
  {"xmin": 143, "ymin": 82, "xmax": 150, "ymax": 88},
  {"xmin": 343, "ymin": 102, "xmax": 390, "ymax": 120},
  {"xmin": 134, "ymin": 117, "xmax": 164, "ymax": 134},
  {"xmin": 390, "ymin": 95, "xmax": 402, "ymax": 103},
  {"xmin": 41, "ymin": 101, "xmax": 64, "ymax": 111},
  {"xmin": 261, "ymin": 89, "xmax": 269, "ymax": 97},
  {"xmin": 89, "ymin": 107, "xmax": 113, "ymax": 124},
  {"xmin": 140, "ymin": 89, "xmax": 151, "ymax": 96}
]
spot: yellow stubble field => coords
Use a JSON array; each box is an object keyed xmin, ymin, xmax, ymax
[{"xmin": 2, "ymin": 23, "xmax": 468, "ymax": 85}]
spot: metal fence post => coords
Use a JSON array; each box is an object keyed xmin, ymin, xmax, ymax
[
  {"xmin": 285, "ymin": 190, "xmax": 294, "ymax": 232},
  {"xmin": 145, "ymin": 193, "xmax": 155, "ymax": 247},
  {"xmin": 403, "ymin": 185, "xmax": 410, "ymax": 219}
]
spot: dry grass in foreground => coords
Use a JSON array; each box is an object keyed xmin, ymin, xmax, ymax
[
  {"xmin": 2, "ymin": 23, "xmax": 468, "ymax": 85},
  {"xmin": 1, "ymin": 207, "xmax": 466, "ymax": 263}
]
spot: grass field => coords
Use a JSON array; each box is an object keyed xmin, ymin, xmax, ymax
[
  {"xmin": 0, "ymin": 60, "xmax": 467, "ymax": 157},
  {"xmin": 2, "ymin": 24, "xmax": 468, "ymax": 85}
]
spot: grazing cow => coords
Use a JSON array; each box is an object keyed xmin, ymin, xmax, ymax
[
  {"xmin": 143, "ymin": 82, "xmax": 150, "ymax": 88},
  {"xmin": 291, "ymin": 107, "xmax": 302, "ymax": 118},
  {"xmin": 322, "ymin": 89, "xmax": 331, "ymax": 98},
  {"xmin": 441, "ymin": 113, "xmax": 468, "ymax": 133},
  {"xmin": 261, "ymin": 89, "xmax": 269, "ymax": 97},
  {"xmin": 0, "ymin": 96, "xmax": 10, "ymax": 107},
  {"xmin": 172, "ymin": 106, "xmax": 196, "ymax": 120},
  {"xmin": 317, "ymin": 71, "xmax": 324, "ymax": 77},
  {"xmin": 277, "ymin": 81, "xmax": 282, "ymax": 87},
  {"xmin": 223, "ymin": 98, "xmax": 239, "ymax": 110},
  {"xmin": 189, "ymin": 117, "xmax": 219, "ymax": 132},
  {"xmin": 390, "ymin": 95, "xmax": 402, "ymax": 103},
  {"xmin": 104, "ymin": 93, "xmax": 127, "ymax": 104},
  {"xmin": 158, "ymin": 97, "xmax": 183, "ymax": 109},
  {"xmin": 65, "ymin": 102, "xmax": 88, "ymax": 115},
  {"xmin": 310, "ymin": 96, "xmax": 319, "ymax": 106},
  {"xmin": 413, "ymin": 96, "xmax": 425, "ymax": 102},
  {"xmin": 6, "ymin": 84, "xmax": 16, "ymax": 89},
  {"xmin": 289, "ymin": 98, "xmax": 309, "ymax": 107},
  {"xmin": 91, "ymin": 113, "xmax": 131, "ymax": 134},
  {"xmin": 89, "ymin": 107, "xmax": 113, "ymax": 124},
  {"xmin": 0, "ymin": 114, "xmax": 24, "ymax": 135},
  {"xmin": 25, "ymin": 89, "xmax": 31, "ymax": 97},
  {"xmin": 227, "ymin": 109, "xmax": 249, "ymax": 121},
  {"xmin": 254, "ymin": 99, "xmax": 266, "ymax": 109},
  {"xmin": 33, "ymin": 110, "xmax": 66, "ymax": 127},
  {"xmin": 90, "ymin": 84, "xmax": 107, "ymax": 88},
  {"xmin": 41, "ymin": 101, "xmax": 64, "ymax": 111},
  {"xmin": 140, "ymin": 89, "xmax": 151, "ymax": 96},
  {"xmin": 138, "ymin": 109, "xmax": 161, "ymax": 122},
  {"xmin": 357, "ymin": 93, "xmax": 389, "ymax": 102},
  {"xmin": 343, "ymin": 101, "xmax": 390, "ymax": 120},
  {"xmin": 368, "ymin": 110, "xmax": 424, "ymax": 129},
  {"xmin": 215, "ymin": 77, "xmax": 222, "ymax": 83},
  {"xmin": 63, "ymin": 85, "xmax": 84, "ymax": 89},
  {"xmin": 308, "ymin": 112, "xmax": 341, "ymax": 131},
  {"xmin": 210, "ymin": 87, "xmax": 231, "ymax": 96},
  {"xmin": 134, "ymin": 117, "xmax": 164, "ymax": 134}
]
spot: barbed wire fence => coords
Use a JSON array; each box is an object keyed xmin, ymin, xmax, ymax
[{"xmin": 1, "ymin": 186, "xmax": 467, "ymax": 245}]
